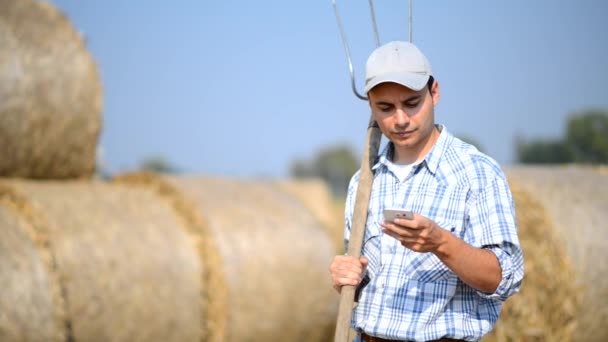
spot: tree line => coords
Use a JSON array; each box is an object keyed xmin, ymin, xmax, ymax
[
  {"xmin": 120, "ymin": 109, "xmax": 606, "ymax": 196},
  {"xmin": 517, "ymin": 109, "xmax": 608, "ymax": 164},
  {"xmin": 291, "ymin": 109, "xmax": 608, "ymax": 196}
]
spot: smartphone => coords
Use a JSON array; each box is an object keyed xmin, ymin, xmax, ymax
[{"xmin": 383, "ymin": 208, "xmax": 414, "ymax": 221}]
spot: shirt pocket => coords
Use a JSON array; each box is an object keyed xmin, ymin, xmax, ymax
[
  {"xmin": 405, "ymin": 183, "xmax": 469, "ymax": 282},
  {"xmin": 414, "ymin": 182, "xmax": 468, "ymax": 239}
]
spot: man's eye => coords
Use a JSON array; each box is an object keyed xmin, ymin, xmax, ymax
[
  {"xmin": 405, "ymin": 102, "xmax": 420, "ymax": 108},
  {"xmin": 379, "ymin": 107, "xmax": 392, "ymax": 113}
]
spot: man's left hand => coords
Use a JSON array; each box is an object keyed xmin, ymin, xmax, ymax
[{"xmin": 380, "ymin": 214, "xmax": 445, "ymax": 253}]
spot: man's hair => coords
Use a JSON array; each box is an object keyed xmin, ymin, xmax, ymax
[{"xmin": 427, "ymin": 76, "xmax": 435, "ymax": 93}]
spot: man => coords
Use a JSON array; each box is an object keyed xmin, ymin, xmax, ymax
[{"xmin": 329, "ymin": 41, "xmax": 524, "ymax": 342}]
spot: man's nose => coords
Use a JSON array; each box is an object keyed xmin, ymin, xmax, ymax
[{"xmin": 394, "ymin": 108, "xmax": 410, "ymax": 126}]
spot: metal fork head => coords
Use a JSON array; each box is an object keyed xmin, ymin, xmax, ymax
[{"xmin": 332, "ymin": 0, "xmax": 413, "ymax": 101}]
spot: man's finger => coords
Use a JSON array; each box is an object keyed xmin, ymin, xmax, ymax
[
  {"xmin": 382, "ymin": 227, "xmax": 405, "ymax": 242},
  {"xmin": 394, "ymin": 217, "xmax": 423, "ymax": 229},
  {"xmin": 337, "ymin": 276, "xmax": 361, "ymax": 286},
  {"xmin": 382, "ymin": 221, "xmax": 415, "ymax": 237},
  {"xmin": 360, "ymin": 256, "xmax": 369, "ymax": 267},
  {"xmin": 335, "ymin": 264, "xmax": 364, "ymax": 276}
]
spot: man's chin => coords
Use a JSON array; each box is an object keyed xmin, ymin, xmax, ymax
[
  {"xmin": 391, "ymin": 139, "xmax": 416, "ymax": 150},
  {"xmin": 390, "ymin": 134, "xmax": 417, "ymax": 147}
]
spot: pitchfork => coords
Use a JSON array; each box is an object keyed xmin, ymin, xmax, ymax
[{"xmin": 331, "ymin": 1, "xmax": 413, "ymax": 341}]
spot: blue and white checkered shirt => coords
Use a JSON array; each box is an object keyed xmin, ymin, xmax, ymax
[{"xmin": 344, "ymin": 125, "xmax": 524, "ymax": 342}]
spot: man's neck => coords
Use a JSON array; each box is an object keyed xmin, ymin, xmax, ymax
[{"xmin": 392, "ymin": 126, "xmax": 441, "ymax": 165}]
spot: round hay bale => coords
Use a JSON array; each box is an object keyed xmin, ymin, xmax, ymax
[
  {"xmin": 117, "ymin": 173, "xmax": 338, "ymax": 342},
  {"xmin": 0, "ymin": 0, "xmax": 102, "ymax": 179},
  {"xmin": 504, "ymin": 165, "xmax": 608, "ymax": 342},
  {"xmin": 114, "ymin": 172, "xmax": 229, "ymax": 342},
  {"xmin": 0, "ymin": 179, "xmax": 202, "ymax": 342},
  {"xmin": 275, "ymin": 178, "xmax": 345, "ymax": 252},
  {"xmin": 0, "ymin": 199, "xmax": 65, "ymax": 342},
  {"xmin": 482, "ymin": 182, "xmax": 581, "ymax": 342}
]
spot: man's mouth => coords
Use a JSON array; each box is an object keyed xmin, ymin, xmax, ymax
[{"xmin": 394, "ymin": 129, "xmax": 416, "ymax": 137}]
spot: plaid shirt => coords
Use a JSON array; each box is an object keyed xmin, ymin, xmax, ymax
[{"xmin": 344, "ymin": 125, "xmax": 524, "ymax": 342}]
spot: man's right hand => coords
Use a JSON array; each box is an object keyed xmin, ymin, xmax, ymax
[{"xmin": 329, "ymin": 255, "xmax": 369, "ymax": 293}]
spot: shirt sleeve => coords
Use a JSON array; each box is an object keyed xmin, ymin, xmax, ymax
[{"xmin": 467, "ymin": 174, "xmax": 524, "ymax": 301}]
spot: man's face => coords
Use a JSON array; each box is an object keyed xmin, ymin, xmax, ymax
[{"xmin": 368, "ymin": 81, "xmax": 440, "ymax": 154}]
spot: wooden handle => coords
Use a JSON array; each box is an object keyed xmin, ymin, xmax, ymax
[{"xmin": 334, "ymin": 116, "xmax": 382, "ymax": 342}]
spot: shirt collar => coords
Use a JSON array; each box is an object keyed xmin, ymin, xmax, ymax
[{"xmin": 372, "ymin": 124, "xmax": 452, "ymax": 175}]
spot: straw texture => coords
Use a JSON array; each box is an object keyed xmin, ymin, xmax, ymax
[
  {"xmin": 114, "ymin": 172, "xmax": 228, "ymax": 342},
  {"xmin": 0, "ymin": 195, "xmax": 65, "ymax": 342},
  {"xmin": 0, "ymin": 179, "xmax": 202, "ymax": 342},
  {"xmin": 483, "ymin": 181, "xmax": 581, "ymax": 342},
  {"xmin": 118, "ymin": 173, "xmax": 338, "ymax": 342},
  {"xmin": 504, "ymin": 165, "xmax": 608, "ymax": 342},
  {"xmin": 275, "ymin": 178, "xmax": 345, "ymax": 252},
  {"xmin": 0, "ymin": 0, "xmax": 102, "ymax": 178}
]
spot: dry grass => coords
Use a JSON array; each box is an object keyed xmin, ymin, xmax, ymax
[
  {"xmin": 120, "ymin": 174, "xmax": 339, "ymax": 342},
  {"xmin": 0, "ymin": 0, "xmax": 102, "ymax": 178},
  {"xmin": 114, "ymin": 172, "xmax": 228, "ymax": 342},
  {"xmin": 483, "ymin": 181, "xmax": 581, "ymax": 342},
  {"xmin": 505, "ymin": 165, "xmax": 608, "ymax": 341},
  {"xmin": 0, "ymin": 179, "xmax": 202, "ymax": 342},
  {"xmin": 275, "ymin": 178, "xmax": 345, "ymax": 253},
  {"xmin": 0, "ymin": 174, "xmax": 340, "ymax": 342},
  {"xmin": 0, "ymin": 195, "xmax": 65, "ymax": 342}
]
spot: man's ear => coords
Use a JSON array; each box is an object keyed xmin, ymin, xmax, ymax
[{"xmin": 431, "ymin": 81, "xmax": 440, "ymax": 107}]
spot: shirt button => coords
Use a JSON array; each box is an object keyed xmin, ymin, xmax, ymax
[
  {"xmin": 370, "ymin": 316, "xmax": 377, "ymax": 322},
  {"xmin": 380, "ymin": 282, "xmax": 385, "ymax": 288}
]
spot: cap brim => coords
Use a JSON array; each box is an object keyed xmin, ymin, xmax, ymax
[{"xmin": 364, "ymin": 72, "xmax": 430, "ymax": 93}]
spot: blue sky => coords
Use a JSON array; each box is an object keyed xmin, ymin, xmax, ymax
[{"xmin": 50, "ymin": 0, "xmax": 608, "ymax": 177}]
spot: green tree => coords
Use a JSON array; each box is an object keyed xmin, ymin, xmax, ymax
[
  {"xmin": 516, "ymin": 139, "xmax": 575, "ymax": 164},
  {"xmin": 516, "ymin": 109, "xmax": 608, "ymax": 164},
  {"xmin": 566, "ymin": 110, "xmax": 608, "ymax": 163},
  {"xmin": 139, "ymin": 155, "xmax": 178, "ymax": 173},
  {"xmin": 290, "ymin": 144, "xmax": 359, "ymax": 196},
  {"xmin": 289, "ymin": 159, "xmax": 312, "ymax": 178}
]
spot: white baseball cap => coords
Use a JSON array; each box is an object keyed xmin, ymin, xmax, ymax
[{"xmin": 364, "ymin": 41, "xmax": 433, "ymax": 93}]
